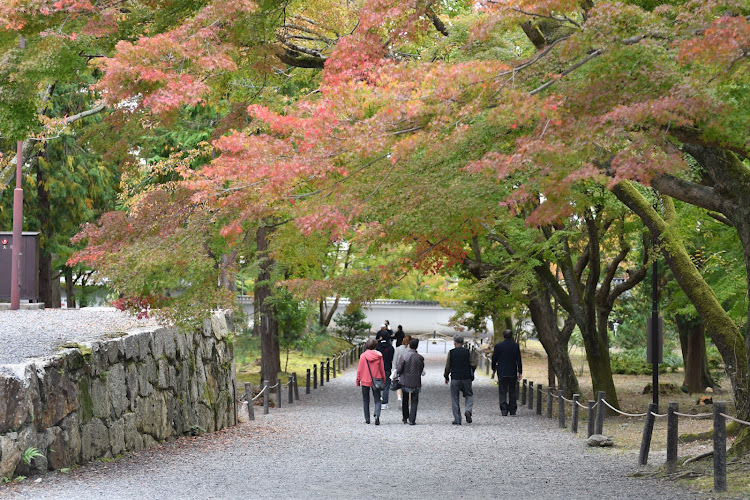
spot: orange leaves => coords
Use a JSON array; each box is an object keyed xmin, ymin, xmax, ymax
[
  {"xmin": 678, "ymin": 15, "xmax": 750, "ymax": 71},
  {"xmin": 95, "ymin": 1, "xmax": 255, "ymax": 114},
  {"xmin": 0, "ymin": 0, "xmax": 93, "ymax": 29}
]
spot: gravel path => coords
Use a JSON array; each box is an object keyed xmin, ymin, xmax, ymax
[
  {"xmin": 0, "ymin": 309, "xmax": 157, "ymax": 369},
  {"xmin": 1, "ymin": 351, "xmax": 703, "ymax": 500}
]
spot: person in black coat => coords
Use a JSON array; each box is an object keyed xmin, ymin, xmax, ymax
[
  {"xmin": 376, "ymin": 339, "xmax": 395, "ymax": 408},
  {"xmin": 491, "ymin": 329, "xmax": 523, "ymax": 416},
  {"xmin": 444, "ymin": 335, "xmax": 477, "ymax": 425},
  {"xmin": 393, "ymin": 325, "xmax": 405, "ymax": 349}
]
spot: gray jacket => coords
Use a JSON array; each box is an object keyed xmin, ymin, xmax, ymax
[{"xmin": 396, "ymin": 348, "xmax": 424, "ymax": 388}]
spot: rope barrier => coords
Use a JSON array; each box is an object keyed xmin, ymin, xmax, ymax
[
  {"xmin": 575, "ymin": 400, "xmax": 589, "ymax": 409},
  {"xmin": 601, "ymin": 399, "xmax": 649, "ymax": 417},
  {"xmin": 673, "ymin": 411, "xmax": 712, "ymax": 419},
  {"xmin": 560, "ymin": 395, "xmax": 574, "ymax": 403},
  {"xmin": 720, "ymin": 413, "xmax": 750, "ymax": 426},
  {"xmin": 251, "ymin": 385, "xmax": 267, "ymax": 401},
  {"xmin": 649, "ymin": 411, "xmax": 668, "ymax": 418}
]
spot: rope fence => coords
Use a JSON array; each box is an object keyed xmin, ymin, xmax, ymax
[
  {"xmin": 468, "ymin": 343, "xmax": 750, "ymax": 493},
  {"xmin": 243, "ymin": 340, "xmax": 367, "ymax": 421}
]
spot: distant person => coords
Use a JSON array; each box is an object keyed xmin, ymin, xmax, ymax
[
  {"xmin": 444, "ymin": 335, "xmax": 477, "ymax": 425},
  {"xmin": 392, "ymin": 335, "xmax": 411, "ymax": 403},
  {"xmin": 385, "ymin": 320, "xmax": 394, "ymax": 340},
  {"xmin": 491, "ymin": 329, "xmax": 523, "ymax": 416},
  {"xmin": 397, "ymin": 338, "xmax": 424, "ymax": 425},
  {"xmin": 356, "ymin": 339, "xmax": 386, "ymax": 425},
  {"xmin": 393, "ymin": 325, "xmax": 405, "ymax": 348},
  {"xmin": 376, "ymin": 324, "xmax": 391, "ymax": 344},
  {"xmin": 376, "ymin": 339, "xmax": 395, "ymax": 409}
]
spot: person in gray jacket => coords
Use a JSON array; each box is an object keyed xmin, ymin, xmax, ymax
[{"xmin": 396, "ymin": 338, "xmax": 424, "ymax": 425}]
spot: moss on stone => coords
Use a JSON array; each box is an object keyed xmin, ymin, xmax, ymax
[{"xmin": 78, "ymin": 378, "xmax": 93, "ymax": 424}]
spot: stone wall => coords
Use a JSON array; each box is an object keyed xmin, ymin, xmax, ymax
[{"xmin": 0, "ymin": 311, "xmax": 236, "ymax": 478}]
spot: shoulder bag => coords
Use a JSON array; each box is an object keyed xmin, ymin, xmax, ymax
[{"xmin": 366, "ymin": 358, "xmax": 385, "ymax": 391}]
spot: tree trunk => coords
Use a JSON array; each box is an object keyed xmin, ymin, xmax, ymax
[
  {"xmin": 613, "ymin": 181, "xmax": 748, "ymax": 419},
  {"xmin": 551, "ymin": 221, "xmax": 620, "ymax": 408},
  {"xmin": 527, "ymin": 290, "xmax": 580, "ymax": 397},
  {"xmin": 256, "ymin": 225, "xmax": 281, "ymax": 382},
  {"xmin": 319, "ymin": 295, "xmax": 340, "ymax": 327},
  {"xmin": 35, "ymin": 160, "xmax": 61, "ymax": 308},
  {"xmin": 64, "ymin": 268, "xmax": 76, "ymax": 308},
  {"xmin": 676, "ymin": 315, "xmax": 715, "ymax": 393},
  {"xmin": 219, "ymin": 252, "xmax": 237, "ymax": 291}
]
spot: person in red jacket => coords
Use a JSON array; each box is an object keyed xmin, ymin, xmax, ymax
[{"xmin": 356, "ymin": 339, "xmax": 386, "ymax": 425}]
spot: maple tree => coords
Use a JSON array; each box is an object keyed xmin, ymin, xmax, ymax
[{"xmin": 7, "ymin": 0, "xmax": 748, "ymax": 452}]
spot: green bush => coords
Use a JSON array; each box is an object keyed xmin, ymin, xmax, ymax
[{"xmin": 610, "ymin": 348, "xmax": 683, "ymax": 375}]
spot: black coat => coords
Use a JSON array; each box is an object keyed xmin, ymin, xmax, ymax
[
  {"xmin": 491, "ymin": 339, "xmax": 522, "ymax": 378},
  {"xmin": 376, "ymin": 341, "xmax": 395, "ymax": 373}
]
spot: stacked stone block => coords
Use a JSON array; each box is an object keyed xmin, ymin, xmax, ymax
[{"xmin": 0, "ymin": 311, "xmax": 236, "ymax": 478}]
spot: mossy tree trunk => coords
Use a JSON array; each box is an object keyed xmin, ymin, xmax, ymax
[{"xmin": 612, "ymin": 181, "xmax": 749, "ymax": 424}]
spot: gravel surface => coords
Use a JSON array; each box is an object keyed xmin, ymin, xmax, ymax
[
  {"xmin": 1, "ymin": 351, "xmax": 703, "ymax": 500},
  {"xmin": 0, "ymin": 308, "xmax": 157, "ymax": 370}
]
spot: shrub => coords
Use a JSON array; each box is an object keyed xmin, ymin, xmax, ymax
[{"xmin": 610, "ymin": 348, "xmax": 683, "ymax": 375}]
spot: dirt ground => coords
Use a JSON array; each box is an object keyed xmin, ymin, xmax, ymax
[{"xmin": 486, "ymin": 340, "xmax": 750, "ymax": 498}]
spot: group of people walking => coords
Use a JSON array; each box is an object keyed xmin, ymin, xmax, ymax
[{"xmin": 356, "ymin": 327, "xmax": 523, "ymax": 425}]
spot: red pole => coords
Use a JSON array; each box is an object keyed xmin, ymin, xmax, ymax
[{"xmin": 10, "ymin": 36, "xmax": 25, "ymax": 310}]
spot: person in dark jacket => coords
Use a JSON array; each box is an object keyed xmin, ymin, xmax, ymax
[
  {"xmin": 393, "ymin": 325, "xmax": 405, "ymax": 349},
  {"xmin": 376, "ymin": 339, "xmax": 395, "ymax": 408},
  {"xmin": 396, "ymin": 338, "xmax": 424, "ymax": 425},
  {"xmin": 491, "ymin": 329, "xmax": 523, "ymax": 416},
  {"xmin": 444, "ymin": 335, "xmax": 477, "ymax": 425}
]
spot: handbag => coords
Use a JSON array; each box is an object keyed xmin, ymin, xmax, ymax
[
  {"xmin": 390, "ymin": 378, "xmax": 401, "ymax": 391},
  {"xmin": 366, "ymin": 358, "xmax": 386, "ymax": 391}
]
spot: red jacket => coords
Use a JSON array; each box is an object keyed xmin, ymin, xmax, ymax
[{"xmin": 356, "ymin": 349, "xmax": 385, "ymax": 387}]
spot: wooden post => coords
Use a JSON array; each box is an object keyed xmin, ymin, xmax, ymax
[
  {"xmin": 521, "ymin": 379, "xmax": 527, "ymax": 405},
  {"xmin": 326, "ymin": 358, "xmax": 330, "ymax": 382},
  {"xmin": 479, "ymin": 352, "xmax": 484, "ymax": 371},
  {"xmin": 293, "ymin": 373, "xmax": 300, "ymax": 400},
  {"xmin": 639, "ymin": 402, "xmax": 657, "ymax": 466},
  {"xmin": 516, "ymin": 379, "xmax": 521, "ymax": 402},
  {"xmin": 485, "ymin": 355, "xmax": 490, "ymax": 375},
  {"xmin": 277, "ymin": 378, "xmax": 282, "ymax": 408},
  {"xmin": 546, "ymin": 387, "xmax": 554, "ymax": 419},
  {"xmin": 528, "ymin": 381, "xmax": 534, "ymax": 410},
  {"xmin": 288, "ymin": 375, "xmax": 294, "ymax": 405},
  {"xmin": 263, "ymin": 380, "xmax": 270, "ymax": 415},
  {"xmin": 595, "ymin": 391, "xmax": 606, "ymax": 435},
  {"xmin": 587, "ymin": 401, "xmax": 595, "ymax": 437},
  {"xmin": 713, "ymin": 401, "xmax": 727, "ymax": 492},
  {"xmin": 666, "ymin": 402, "xmax": 678, "ymax": 473},
  {"xmin": 245, "ymin": 382, "xmax": 255, "ymax": 421},
  {"xmin": 320, "ymin": 361, "xmax": 325, "ymax": 387},
  {"xmin": 332, "ymin": 356, "xmax": 337, "ymax": 378},
  {"xmin": 558, "ymin": 390, "xmax": 565, "ymax": 428},
  {"xmin": 571, "ymin": 394, "xmax": 580, "ymax": 434},
  {"xmin": 313, "ymin": 365, "xmax": 318, "ymax": 389},
  {"xmin": 307, "ymin": 368, "xmax": 311, "ymax": 393},
  {"xmin": 536, "ymin": 384, "xmax": 542, "ymax": 415}
]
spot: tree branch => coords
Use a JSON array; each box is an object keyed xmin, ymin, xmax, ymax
[{"xmin": 650, "ymin": 173, "xmax": 730, "ymax": 214}]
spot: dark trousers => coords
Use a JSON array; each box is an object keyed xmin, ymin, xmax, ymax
[
  {"xmin": 401, "ymin": 388, "xmax": 420, "ymax": 424},
  {"xmin": 362, "ymin": 385, "xmax": 382, "ymax": 422},
  {"xmin": 381, "ymin": 377, "xmax": 391, "ymax": 404},
  {"xmin": 498, "ymin": 377, "xmax": 517, "ymax": 415},
  {"xmin": 450, "ymin": 379, "xmax": 473, "ymax": 423}
]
